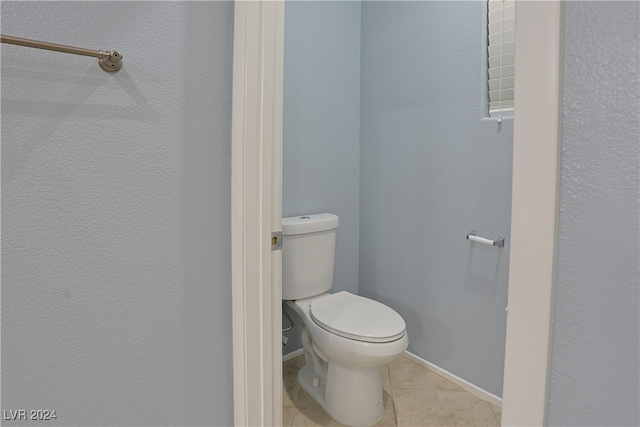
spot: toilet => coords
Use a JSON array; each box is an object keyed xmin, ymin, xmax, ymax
[{"xmin": 283, "ymin": 213, "xmax": 408, "ymax": 427}]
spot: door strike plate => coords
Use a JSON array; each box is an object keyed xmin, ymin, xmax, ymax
[{"xmin": 271, "ymin": 231, "xmax": 282, "ymax": 251}]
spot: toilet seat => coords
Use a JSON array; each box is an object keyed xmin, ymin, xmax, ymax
[{"xmin": 310, "ymin": 291, "xmax": 406, "ymax": 343}]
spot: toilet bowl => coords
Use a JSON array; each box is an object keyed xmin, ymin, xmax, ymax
[
  {"xmin": 282, "ymin": 214, "xmax": 408, "ymax": 426},
  {"xmin": 287, "ymin": 292, "xmax": 408, "ymax": 426}
]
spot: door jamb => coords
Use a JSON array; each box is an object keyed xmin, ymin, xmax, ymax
[
  {"xmin": 231, "ymin": 1, "xmax": 563, "ymax": 425},
  {"xmin": 231, "ymin": 1, "xmax": 284, "ymax": 426},
  {"xmin": 502, "ymin": 1, "xmax": 563, "ymax": 425}
]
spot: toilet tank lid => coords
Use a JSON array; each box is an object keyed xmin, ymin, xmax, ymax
[{"xmin": 282, "ymin": 213, "xmax": 339, "ymax": 235}]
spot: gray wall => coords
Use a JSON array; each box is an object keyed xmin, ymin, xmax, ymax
[
  {"xmin": 282, "ymin": 1, "xmax": 361, "ymax": 354},
  {"xmin": 1, "ymin": 2, "xmax": 234, "ymax": 426},
  {"xmin": 548, "ymin": 2, "xmax": 640, "ymax": 425},
  {"xmin": 359, "ymin": 1, "xmax": 512, "ymax": 397}
]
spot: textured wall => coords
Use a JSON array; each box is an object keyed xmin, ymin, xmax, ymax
[
  {"xmin": 1, "ymin": 2, "xmax": 234, "ymax": 426},
  {"xmin": 282, "ymin": 1, "xmax": 361, "ymax": 354},
  {"xmin": 359, "ymin": 1, "xmax": 512, "ymax": 397},
  {"xmin": 547, "ymin": 2, "xmax": 640, "ymax": 425}
]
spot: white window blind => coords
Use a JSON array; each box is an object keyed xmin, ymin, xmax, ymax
[{"xmin": 488, "ymin": 0, "xmax": 515, "ymax": 117}]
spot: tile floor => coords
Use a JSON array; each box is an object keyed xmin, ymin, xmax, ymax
[{"xmin": 283, "ymin": 354, "xmax": 502, "ymax": 427}]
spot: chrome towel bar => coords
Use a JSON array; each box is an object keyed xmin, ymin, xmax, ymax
[
  {"xmin": 1, "ymin": 34, "xmax": 122, "ymax": 72},
  {"xmin": 466, "ymin": 231, "xmax": 505, "ymax": 248}
]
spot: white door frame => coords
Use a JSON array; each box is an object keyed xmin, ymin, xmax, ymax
[
  {"xmin": 231, "ymin": 1, "xmax": 284, "ymax": 426},
  {"xmin": 231, "ymin": 1, "xmax": 563, "ymax": 425},
  {"xmin": 501, "ymin": 2, "xmax": 563, "ymax": 425}
]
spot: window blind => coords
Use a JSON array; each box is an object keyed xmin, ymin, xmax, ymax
[{"xmin": 488, "ymin": 0, "xmax": 515, "ymax": 117}]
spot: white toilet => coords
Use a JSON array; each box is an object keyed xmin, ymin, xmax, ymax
[{"xmin": 283, "ymin": 213, "xmax": 408, "ymax": 427}]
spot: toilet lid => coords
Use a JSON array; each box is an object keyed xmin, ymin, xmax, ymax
[{"xmin": 310, "ymin": 292, "xmax": 406, "ymax": 343}]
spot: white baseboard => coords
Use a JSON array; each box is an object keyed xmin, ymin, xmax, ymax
[
  {"xmin": 403, "ymin": 351, "xmax": 503, "ymax": 408},
  {"xmin": 282, "ymin": 347, "xmax": 304, "ymax": 363}
]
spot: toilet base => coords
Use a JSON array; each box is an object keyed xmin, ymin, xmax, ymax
[{"xmin": 298, "ymin": 362, "xmax": 384, "ymax": 427}]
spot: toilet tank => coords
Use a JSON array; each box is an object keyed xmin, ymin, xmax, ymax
[{"xmin": 282, "ymin": 213, "xmax": 339, "ymax": 300}]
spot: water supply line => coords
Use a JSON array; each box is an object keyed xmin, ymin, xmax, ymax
[{"xmin": 282, "ymin": 302, "xmax": 293, "ymax": 332}]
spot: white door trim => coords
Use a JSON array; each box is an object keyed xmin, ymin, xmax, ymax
[
  {"xmin": 502, "ymin": 2, "xmax": 563, "ymax": 425},
  {"xmin": 231, "ymin": 1, "xmax": 563, "ymax": 426},
  {"xmin": 231, "ymin": 1, "xmax": 284, "ymax": 426}
]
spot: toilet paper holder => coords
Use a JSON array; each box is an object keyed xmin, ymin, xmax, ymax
[{"xmin": 466, "ymin": 231, "xmax": 505, "ymax": 248}]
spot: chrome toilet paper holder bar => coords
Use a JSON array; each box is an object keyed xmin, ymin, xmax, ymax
[{"xmin": 466, "ymin": 231, "xmax": 505, "ymax": 248}]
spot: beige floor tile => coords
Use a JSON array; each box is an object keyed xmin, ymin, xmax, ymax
[
  {"xmin": 284, "ymin": 355, "xmax": 498, "ymax": 427},
  {"xmin": 393, "ymin": 388, "xmax": 499, "ymax": 427},
  {"xmin": 284, "ymin": 354, "xmax": 306, "ymax": 380},
  {"xmin": 283, "ymin": 405, "xmax": 296, "ymax": 427},
  {"xmin": 389, "ymin": 356, "xmax": 463, "ymax": 392},
  {"xmin": 291, "ymin": 387, "xmax": 397, "ymax": 427},
  {"xmin": 292, "ymin": 388, "xmax": 342, "ymax": 426},
  {"xmin": 284, "ymin": 379, "xmax": 302, "ymax": 408},
  {"xmin": 489, "ymin": 403, "xmax": 502, "ymax": 424}
]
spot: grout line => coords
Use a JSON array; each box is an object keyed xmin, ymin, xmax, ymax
[
  {"xmin": 388, "ymin": 364, "xmax": 399, "ymax": 427},
  {"xmin": 284, "ymin": 406, "xmax": 293, "ymax": 427},
  {"xmin": 389, "ymin": 398, "xmax": 398, "ymax": 427},
  {"xmin": 488, "ymin": 401, "xmax": 502, "ymax": 425}
]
